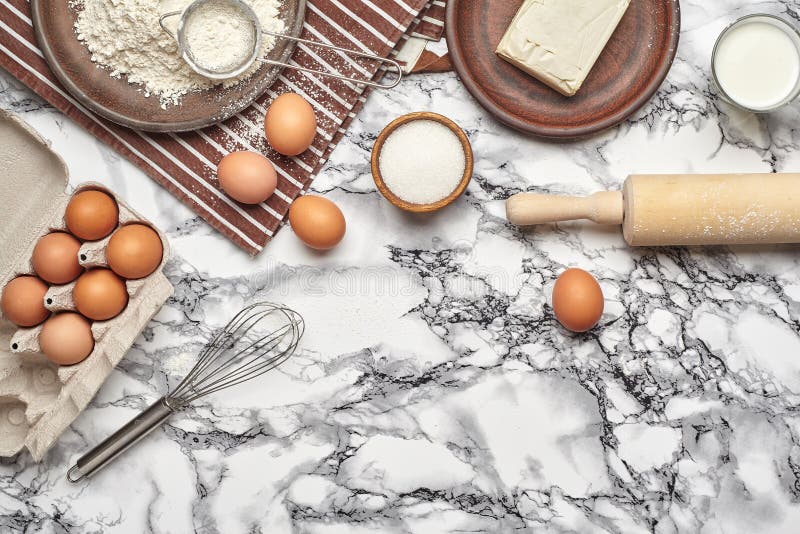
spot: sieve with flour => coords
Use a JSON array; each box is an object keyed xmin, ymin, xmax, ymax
[{"xmin": 159, "ymin": 0, "xmax": 402, "ymax": 89}]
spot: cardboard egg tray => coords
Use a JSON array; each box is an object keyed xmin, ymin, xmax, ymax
[{"xmin": 0, "ymin": 110, "xmax": 172, "ymax": 460}]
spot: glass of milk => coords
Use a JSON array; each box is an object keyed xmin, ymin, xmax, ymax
[{"xmin": 712, "ymin": 14, "xmax": 800, "ymax": 112}]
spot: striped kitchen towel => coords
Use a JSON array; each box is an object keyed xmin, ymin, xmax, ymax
[
  {"xmin": 0, "ymin": 0, "xmax": 439, "ymax": 254},
  {"xmin": 408, "ymin": 0, "xmax": 446, "ymax": 40}
]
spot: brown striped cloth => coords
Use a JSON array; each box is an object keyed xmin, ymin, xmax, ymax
[
  {"xmin": 407, "ymin": 0, "xmax": 446, "ymax": 40},
  {"xmin": 0, "ymin": 0, "xmax": 445, "ymax": 255}
]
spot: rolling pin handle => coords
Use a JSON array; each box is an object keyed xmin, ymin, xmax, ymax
[{"xmin": 506, "ymin": 191, "xmax": 624, "ymax": 226}]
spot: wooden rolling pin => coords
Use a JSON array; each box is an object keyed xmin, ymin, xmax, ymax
[{"xmin": 506, "ymin": 174, "xmax": 800, "ymax": 246}]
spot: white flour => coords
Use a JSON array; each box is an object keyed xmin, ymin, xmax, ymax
[
  {"xmin": 73, "ymin": 0, "xmax": 285, "ymax": 107},
  {"xmin": 184, "ymin": 2, "xmax": 256, "ymax": 72}
]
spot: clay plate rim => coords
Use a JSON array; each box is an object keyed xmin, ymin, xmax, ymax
[{"xmin": 371, "ymin": 112, "xmax": 474, "ymax": 213}]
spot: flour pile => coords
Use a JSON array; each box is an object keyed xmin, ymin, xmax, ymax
[{"xmin": 73, "ymin": 0, "xmax": 285, "ymax": 107}]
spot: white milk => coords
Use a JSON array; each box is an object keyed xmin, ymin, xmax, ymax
[{"xmin": 714, "ymin": 19, "xmax": 800, "ymax": 111}]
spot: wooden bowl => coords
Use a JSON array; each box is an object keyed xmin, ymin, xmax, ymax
[{"xmin": 371, "ymin": 112, "xmax": 474, "ymax": 213}]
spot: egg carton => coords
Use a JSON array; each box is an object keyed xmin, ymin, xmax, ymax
[{"xmin": 0, "ymin": 110, "xmax": 173, "ymax": 460}]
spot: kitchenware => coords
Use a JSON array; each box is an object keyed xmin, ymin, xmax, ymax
[
  {"xmin": 0, "ymin": 110, "xmax": 172, "ymax": 460},
  {"xmin": 712, "ymin": 14, "xmax": 800, "ymax": 113},
  {"xmin": 159, "ymin": 0, "xmax": 402, "ymax": 88},
  {"xmin": 30, "ymin": 0, "xmax": 306, "ymax": 132},
  {"xmin": 371, "ymin": 112, "xmax": 474, "ymax": 213},
  {"xmin": 506, "ymin": 173, "xmax": 800, "ymax": 246},
  {"xmin": 7, "ymin": 0, "xmax": 430, "ymax": 254},
  {"xmin": 66, "ymin": 302, "xmax": 304, "ymax": 482},
  {"xmin": 445, "ymin": 0, "xmax": 681, "ymax": 139}
]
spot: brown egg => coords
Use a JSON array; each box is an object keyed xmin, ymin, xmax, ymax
[
  {"xmin": 1, "ymin": 276, "xmax": 50, "ymax": 327},
  {"xmin": 32, "ymin": 232, "xmax": 83, "ymax": 285},
  {"xmin": 73, "ymin": 269, "xmax": 128, "ymax": 321},
  {"xmin": 217, "ymin": 151, "xmax": 278, "ymax": 204},
  {"xmin": 264, "ymin": 93, "xmax": 317, "ymax": 156},
  {"xmin": 39, "ymin": 312, "xmax": 94, "ymax": 365},
  {"xmin": 65, "ymin": 190, "xmax": 119, "ymax": 240},
  {"xmin": 288, "ymin": 195, "xmax": 346, "ymax": 250},
  {"xmin": 106, "ymin": 224, "xmax": 164, "ymax": 279},
  {"xmin": 552, "ymin": 268, "xmax": 604, "ymax": 333}
]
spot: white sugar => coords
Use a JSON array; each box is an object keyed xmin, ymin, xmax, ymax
[{"xmin": 378, "ymin": 119, "xmax": 466, "ymax": 205}]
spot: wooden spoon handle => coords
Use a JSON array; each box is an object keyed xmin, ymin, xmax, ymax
[{"xmin": 506, "ymin": 191, "xmax": 624, "ymax": 226}]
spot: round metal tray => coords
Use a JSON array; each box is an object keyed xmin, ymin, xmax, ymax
[{"xmin": 30, "ymin": 0, "xmax": 306, "ymax": 132}]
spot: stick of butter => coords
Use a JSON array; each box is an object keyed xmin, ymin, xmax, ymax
[{"xmin": 496, "ymin": 0, "xmax": 631, "ymax": 97}]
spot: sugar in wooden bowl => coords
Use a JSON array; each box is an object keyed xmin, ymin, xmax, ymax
[{"xmin": 371, "ymin": 112, "xmax": 473, "ymax": 213}]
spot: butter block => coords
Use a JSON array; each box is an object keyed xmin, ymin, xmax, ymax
[{"xmin": 496, "ymin": 0, "xmax": 631, "ymax": 97}]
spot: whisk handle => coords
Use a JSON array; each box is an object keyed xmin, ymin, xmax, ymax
[{"xmin": 66, "ymin": 397, "xmax": 175, "ymax": 483}]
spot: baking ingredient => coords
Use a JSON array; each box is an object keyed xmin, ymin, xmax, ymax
[
  {"xmin": 217, "ymin": 151, "xmax": 278, "ymax": 204},
  {"xmin": 65, "ymin": 190, "xmax": 119, "ymax": 241},
  {"xmin": 264, "ymin": 93, "xmax": 317, "ymax": 156},
  {"xmin": 378, "ymin": 119, "xmax": 466, "ymax": 205},
  {"xmin": 106, "ymin": 224, "xmax": 164, "ymax": 279},
  {"xmin": 714, "ymin": 18, "xmax": 800, "ymax": 111},
  {"xmin": 39, "ymin": 313, "xmax": 95, "ymax": 365},
  {"xmin": 552, "ymin": 268, "xmax": 604, "ymax": 332},
  {"xmin": 495, "ymin": 0, "xmax": 631, "ymax": 96},
  {"xmin": 73, "ymin": 0, "xmax": 285, "ymax": 107},
  {"xmin": 184, "ymin": 0, "xmax": 256, "ymax": 73},
  {"xmin": 289, "ymin": 196, "xmax": 346, "ymax": 250},
  {"xmin": 73, "ymin": 269, "xmax": 129, "ymax": 321},
  {"xmin": 1, "ymin": 276, "xmax": 50, "ymax": 327},
  {"xmin": 32, "ymin": 232, "xmax": 83, "ymax": 285}
]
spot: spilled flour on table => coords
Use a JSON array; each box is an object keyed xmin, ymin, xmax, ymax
[{"xmin": 72, "ymin": 0, "xmax": 285, "ymax": 107}]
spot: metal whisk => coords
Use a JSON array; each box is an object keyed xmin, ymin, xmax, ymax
[{"xmin": 67, "ymin": 302, "xmax": 304, "ymax": 482}]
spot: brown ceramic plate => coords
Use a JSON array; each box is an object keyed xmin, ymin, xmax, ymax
[
  {"xmin": 445, "ymin": 0, "xmax": 681, "ymax": 139},
  {"xmin": 30, "ymin": 0, "xmax": 305, "ymax": 132}
]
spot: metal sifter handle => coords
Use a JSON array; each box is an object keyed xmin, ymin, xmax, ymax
[
  {"xmin": 66, "ymin": 397, "xmax": 176, "ymax": 483},
  {"xmin": 256, "ymin": 30, "xmax": 403, "ymax": 89},
  {"xmin": 158, "ymin": 11, "xmax": 181, "ymax": 39},
  {"xmin": 158, "ymin": 9, "xmax": 402, "ymax": 89}
]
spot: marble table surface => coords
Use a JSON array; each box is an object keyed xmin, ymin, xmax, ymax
[{"xmin": 3, "ymin": 1, "xmax": 800, "ymax": 532}]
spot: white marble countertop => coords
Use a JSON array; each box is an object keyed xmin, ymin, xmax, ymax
[{"xmin": 3, "ymin": 1, "xmax": 800, "ymax": 532}]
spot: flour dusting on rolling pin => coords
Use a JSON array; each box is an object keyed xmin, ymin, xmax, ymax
[{"xmin": 506, "ymin": 174, "xmax": 800, "ymax": 246}]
